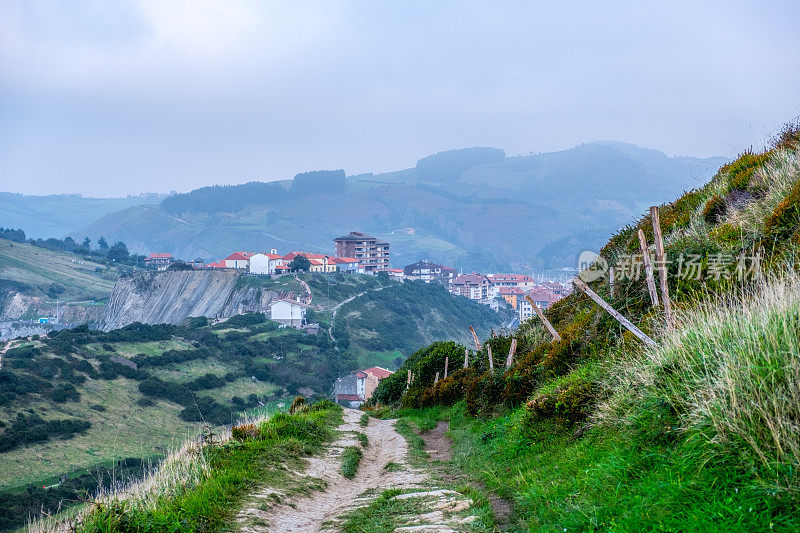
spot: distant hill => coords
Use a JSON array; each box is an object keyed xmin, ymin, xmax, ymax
[
  {"xmin": 7, "ymin": 142, "xmax": 724, "ymax": 270},
  {"xmin": 0, "ymin": 192, "xmax": 164, "ymax": 240}
]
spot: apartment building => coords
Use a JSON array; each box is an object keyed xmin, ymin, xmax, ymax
[{"xmin": 333, "ymin": 231, "xmax": 390, "ymax": 273}]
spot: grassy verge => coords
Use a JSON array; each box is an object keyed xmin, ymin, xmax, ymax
[
  {"xmin": 76, "ymin": 401, "xmax": 342, "ymax": 532},
  {"xmin": 359, "ymin": 412, "xmax": 370, "ymax": 427},
  {"xmin": 341, "ymin": 446, "xmax": 363, "ymax": 479},
  {"xmin": 398, "ymin": 401, "xmax": 800, "ymax": 532},
  {"xmin": 355, "ymin": 431, "xmax": 369, "ymax": 447}
]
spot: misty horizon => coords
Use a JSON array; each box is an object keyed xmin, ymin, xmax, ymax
[{"xmin": 1, "ymin": 0, "xmax": 798, "ymax": 197}]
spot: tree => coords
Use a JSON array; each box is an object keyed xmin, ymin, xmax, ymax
[
  {"xmin": 289, "ymin": 255, "xmax": 311, "ymax": 272},
  {"xmin": 82, "ymin": 237, "xmax": 91, "ymax": 248},
  {"xmin": 97, "ymin": 236, "xmax": 108, "ymax": 250},
  {"xmin": 107, "ymin": 241, "xmax": 129, "ymax": 262}
]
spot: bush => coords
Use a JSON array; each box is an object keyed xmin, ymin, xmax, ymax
[
  {"xmin": 524, "ymin": 380, "xmax": 597, "ymax": 426},
  {"xmin": 726, "ymin": 151, "xmax": 770, "ymax": 191},
  {"xmin": 702, "ymin": 194, "xmax": 727, "ymax": 223},
  {"xmin": 764, "ymin": 179, "xmax": 800, "ymax": 242}
]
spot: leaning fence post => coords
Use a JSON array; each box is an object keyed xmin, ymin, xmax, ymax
[
  {"xmin": 650, "ymin": 206, "xmax": 673, "ymax": 327},
  {"xmin": 463, "ymin": 347, "xmax": 469, "ymax": 368},
  {"xmin": 444, "ymin": 356, "xmax": 449, "ymax": 379},
  {"xmin": 505, "ymin": 338, "xmax": 517, "ymax": 368},
  {"xmin": 406, "ymin": 369, "xmax": 411, "ymax": 390},
  {"xmin": 525, "ymin": 295, "xmax": 562, "ymax": 342},
  {"xmin": 434, "ymin": 371, "xmax": 440, "ymax": 384},
  {"xmin": 469, "ymin": 326, "xmax": 481, "ymax": 351},
  {"xmin": 637, "ymin": 229, "xmax": 660, "ymax": 308},
  {"xmin": 572, "ymin": 277, "xmax": 657, "ymax": 347}
]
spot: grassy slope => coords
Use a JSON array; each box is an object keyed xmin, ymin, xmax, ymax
[
  {"xmin": 76, "ymin": 401, "xmax": 342, "ymax": 533},
  {"xmin": 0, "ymin": 238, "xmax": 117, "ymax": 302},
  {"xmin": 382, "ymin": 130, "xmax": 800, "ymax": 530}
]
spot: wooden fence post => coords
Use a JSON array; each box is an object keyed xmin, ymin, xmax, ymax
[
  {"xmin": 487, "ymin": 344, "xmax": 494, "ymax": 371},
  {"xmin": 505, "ymin": 338, "xmax": 517, "ymax": 368},
  {"xmin": 650, "ymin": 206, "xmax": 673, "ymax": 327},
  {"xmin": 469, "ymin": 326, "xmax": 481, "ymax": 351},
  {"xmin": 444, "ymin": 356, "xmax": 449, "ymax": 379},
  {"xmin": 637, "ymin": 229, "xmax": 660, "ymax": 308},
  {"xmin": 572, "ymin": 277, "xmax": 657, "ymax": 347},
  {"xmin": 406, "ymin": 369, "xmax": 411, "ymax": 390},
  {"xmin": 525, "ymin": 295, "xmax": 562, "ymax": 342},
  {"xmin": 463, "ymin": 347, "xmax": 469, "ymax": 368},
  {"xmin": 434, "ymin": 371, "xmax": 440, "ymax": 384}
]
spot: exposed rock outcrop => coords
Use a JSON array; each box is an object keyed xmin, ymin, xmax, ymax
[{"xmin": 97, "ymin": 270, "xmax": 288, "ymax": 331}]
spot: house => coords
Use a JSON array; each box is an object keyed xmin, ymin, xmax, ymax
[
  {"xmin": 205, "ymin": 260, "xmax": 227, "ymax": 269},
  {"xmin": 541, "ymin": 281, "xmax": 571, "ymax": 297},
  {"xmin": 225, "ymin": 251, "xmax": 252, "ymax": 269},
  {"xmin": 144, "ymin": 252, "xmax": 173, "ymax": 270},
  {"xmin": 330, "ymin": 256, "xmax": 362, "ymax": 273},
  {"xmin": 308, "ymin": 256, "xmax": 337, "ymax": 273},
  {"xmin": 450, "ymin": 273, "xmax": 491, "ymax": 301},
  {"xmin": 518, "ymin": 288, "xmax": 561, "ymax": 320},
  {"xmin": 334, "ymin": 366, "xmax": 395, "ymax": 407},
  {"xmin": 269, "ymin": 298, "xmax": 308, "ymax": 328},
  {"xmin": 334, "ymin": 231, "xmax": 390, "ymax": 273},
  {"xmin": 487, "ymin": 274, "xmax": 536, "ymax": 297},
  {"xmin": 403, "ymin": 260, "xmax": 456, "ymax": 285},
  {"xmin": 249, "ymin": 250, "xmax": 285, "ymax": 275},
  {"xmin": 377, "ymin": 268, "xmax": 405, "ymax": 280},
  {"xmin": 498, "ymin": 287, "xmax": 525, "ymax": 309}
]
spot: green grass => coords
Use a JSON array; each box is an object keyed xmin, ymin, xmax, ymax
[
  {"xmin": 355, "ymin": 431, "xmax": 369, "ymax": 447},
  {"xmin": 340, "ymin": 489, "xmax": 426, "ymax": 533},
  {"xmin": 78, "ymin": 402, "xmax": 342, "ymax": 532},
  {"xmin": 0, "ymin": 238, "xmax": 117, "ymax": 302},
  {"xmin": 340, "ymin": 445, "xmax": 363, "ymax": 479},
  {"xmin": 359, "ymin": 413, "xmax": 370, "ymax": 427}
]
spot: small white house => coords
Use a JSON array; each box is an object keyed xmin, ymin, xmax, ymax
[
  {"xmin": 225, "ymin": 252, "xmax": 251, "ymax": 269},
  {"xmin": 269, "ymin": 299, "xmax": 308, "ymax": 328},
  {"xmin": 249, "ymin": 251, "xmax": 285, "ymax": 275}
]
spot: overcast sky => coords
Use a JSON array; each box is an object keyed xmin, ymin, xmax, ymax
[{"xmin": 1, "ymin": 0, "xmax": 798, "ymax": 197}]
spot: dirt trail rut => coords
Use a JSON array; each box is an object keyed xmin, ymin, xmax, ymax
[{"xmin": 237, "ymin": 409, "xmax": 477, "ymax": 532}]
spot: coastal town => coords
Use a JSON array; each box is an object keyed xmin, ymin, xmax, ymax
[{"xmin": 143, "ymin": 231, "xmax": 571, "ymax": 326}]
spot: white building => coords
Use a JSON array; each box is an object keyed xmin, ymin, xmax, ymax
[
  {"xmin": 269, "ymin": 299, "xmax": 308, "ymax": 328},
  {"xmin": 225, "ymin": 251, "xmax": 252, "ymax": 269},
  {"xmin": 249, "ymin": 250, "xmax": 285, "ymax": 275}
]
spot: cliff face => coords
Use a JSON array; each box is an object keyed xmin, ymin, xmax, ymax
[{"xmin": 98, "ymin": 270, "xmax": 287, "ymax": 331}]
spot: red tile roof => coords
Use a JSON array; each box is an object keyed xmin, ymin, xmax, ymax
[
  {"xmin": 148, "ymin": 252, "xmax": 172, "ymax": 259},
  {"xmin": 205, "ymin": 260, "xmax": 227, "ymax": 268},
  {"xmin": 363, "ymin": 366, "xmax": 394, "ymax": 379},
  {"xmin": 226, "ymin": 252, "xmax": 251, "ymax": 261},
  {"xmin": 499, "ymin": 287, "xmax": 525, "ymax": 295},
  {"xmin": 336, "ymin": 394, "xmax": 363, "ymax": 401}
]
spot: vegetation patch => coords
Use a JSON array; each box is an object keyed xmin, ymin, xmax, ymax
[
  {"xmin": 341, "ymin": 445, "xmax": 363, "ymax": 479},
  {"xmin": 77, "ymin": 401, "xmax": 341, "ymax": 532}
]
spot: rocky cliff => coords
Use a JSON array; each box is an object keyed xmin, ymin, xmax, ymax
[{"xmin": 97, "ymin": 270, "xmax": 290, "ymax": 331}]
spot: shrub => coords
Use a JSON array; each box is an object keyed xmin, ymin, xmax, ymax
[
  {"xmin": 727, "ymin": 151, "xmax": 770, "ymax": 191},
  {"xmin": 289, "ymin": 395, "xmax": 307, "ymax": 414},
  {"xmin": 764, "ymin": 179, "xmax": 800, "ymax": 241},
  {"xmin": 709, "ymin": 223, "xmax": 744, "ymax": 247},
  {"xmin": 525, "ymin": 380, "xmax": 597, "ymax": 426},
  {"xmin": 702, "ymin": 194, "xmax": 727, "ymax": 223},
  {"xmin": 231, "ymin": 423, "xmax": 259, "ymax": 442}
]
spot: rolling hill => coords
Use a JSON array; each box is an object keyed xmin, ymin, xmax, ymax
[{"xmin": 2, "ymin": 141, "xmax": 720, "ymax": 271}]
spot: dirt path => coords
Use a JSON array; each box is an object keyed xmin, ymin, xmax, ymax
[{"xmin": 237, "ymin": 409, "xmax": 477, "ymax": 532}]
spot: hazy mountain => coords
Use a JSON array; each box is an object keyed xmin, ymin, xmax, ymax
[{"xmin": 6, "ymin": 142, "xmax": 724, "ymax": 270}]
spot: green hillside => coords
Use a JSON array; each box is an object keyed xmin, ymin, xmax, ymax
[
  {"xmin": 371, "ymin": 126, "xmax": 800, "ymax": 530},
  {"xmin": 69, "ymin": 142, "xmax": 724, "ymax": 270},
  {"xmin": 0, "ymin": 270, "xmax": 507, "ymax": 530},
  {"xmin": 0, "ymin": 238, "xmax": 117, "ymax": 302}
]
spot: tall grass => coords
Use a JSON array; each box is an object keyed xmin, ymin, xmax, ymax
[
  {"xmin": 34, "ymin": 401, "xmax": 342, "ymax": 532},
  {"xmin": 600, "ymin": 273, "xmax": 800, "ymax": 490}
]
